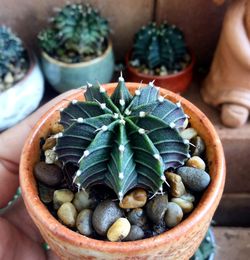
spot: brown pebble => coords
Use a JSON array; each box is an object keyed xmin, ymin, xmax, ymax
[
  {"xmin": 165, "ymin": 172, "xmax": 186, "ymax": 198},
  {"xmin": 42, "ymin": 137, "xmax": 56, "ymax": 151},
  {"xmin": 51, "ymin": 122, "xmax": 64, "ymax": 134},
  {"xmin": 119, "ymin": 188, "xmax": 147, "ymax": 209},
  {"xmin": 34, "ymin": 161, "xmax": 63, "ymax": 187}
]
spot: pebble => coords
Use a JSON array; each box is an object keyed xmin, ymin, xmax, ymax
[
  {"xmin": 38, "ymin": 183, "xmax": 54, "ymax": 204},
  {"xmin": 171, "ymin": 198, "xmax": 194, "ymax": 214},
  {"xmin": 164, "ymin": 202, "xmax": 183, "ymax": 228},
  {"xmin": 153, "ymin": 220, "xmax": 167, "ymax": 234},
  {"xmin": 183, "ymin": 118, "xmax": 189, "ymax": 129},
  {"xmin": 34, "ymin": 161, "xmax": 63, "ymax": 187},
  {"xmin": 76, "ymin": 209, "xmax": 93, "ymax": 236},
  {"xmin": 119, "ymin": 188, "xmax": 147, "ymax": 209},
  {"xmin": 180, "ymin": 192, "xmax": 195, "ymax": 203},
  {"xmin": 107, "ymin": 218, "xmax": 131, "ymax": 242},
  {"xmin": 42, "ymin": 137, "xmax": 56, "ymax": 151},
  {"xmin": 190, "ymin": 136, "xmax": 205, "ymax": 156},
  {"xmin": 127, "ymin": 208, "xmax": 147, "ymax": 227},
  {"xmin": 73, "ymin": 190, "xmax": 96, "ymax": 211},
  {"xmin": 45, "ymin": 149, "xmax": 57, "ymax": 164},
  {"xmin": 180, "ymin": 128, "xmax": 198, "ymax": 140},
  {"xmin": 124, "ymin": 225, "xmax": 144, "ymax": 241},
  {"xmin": 165, "ymin": 172, "xmax": 186, "ymax": 197},
  {"xmin": 146, "ymin": 195, "xmax": 168, "ymax": 224},
  {"xmin": 57, "ymin": 202, "xmax": 77, "ymax": 227},
  {"xmin": 177, "ymin": 166, "xmax": 210, "ymax": 192},
  {"xmin": 4, "ymin": 72, "xmax": 14, "ymax": 84},
  {"xmin": 53, "ymin": 189, "xmax": 74, "ymax": 210},
  {"xmin": 92, "ymin": 200, "xmax": 123, "ymax": 236},
  {"xmin": 51, "ymin": 122, "xmax": 64, "ymax": 134},
  {"xmin": 186, "ymin": 156, "xmax": 206, "ymax": 170}
]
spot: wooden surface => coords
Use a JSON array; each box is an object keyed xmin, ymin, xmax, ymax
[{"xmin": 214, "ymin": 227, "xmax": 250, "ymax": 260}]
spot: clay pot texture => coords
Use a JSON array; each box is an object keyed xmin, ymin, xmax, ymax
[
  {"xmin": 20, "ymin": 83, "xmax": 225, "ymax": 260},
  {"xmin": 41, "ymin": 40, "xmax": 114, "ymax": 93},
  {"xmin": 125, "ymin": 51, "xmax": 195, "ymax": 94},
  {"xmin": 0, "ymin": 51, "xmax": 44, "ymax": 131}
]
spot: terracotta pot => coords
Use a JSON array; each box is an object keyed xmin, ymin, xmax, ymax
[
  {"xmin": 20, "ymin": 83, "xmax": 225, "ymax": 260},
  {"xmin": 125, "ymin": 51, "xmax": 195, "ymax": 94}
]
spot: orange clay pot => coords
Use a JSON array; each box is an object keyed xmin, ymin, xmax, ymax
[
  {"xmin": 20, "ymin": 83, "xmax": 225, "ymax": 260},
  {"xmin": 125, "ymin": 52, "xmax": 195, "ymax": 94}
]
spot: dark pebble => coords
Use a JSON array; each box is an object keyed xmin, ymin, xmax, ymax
[
  {"xmin": 146, "ymin": 195, "xmax": 168, "ymax": 224},
  {"xmin": 124, "ymin": 225, "xmax": 144, "ymax": 241},
  {"xmin": 92, "ymin": 200, "xmax": 123, "ymax": 236},
  {"xmin": 38, "ymin": 183, "xmax": 54, "ymax": 204},
  {"xmin": 153, "ymin": 220, "xmax": 167, "ymax": 235},
  {"xmin": 177, "ymin": 166, "xmax": 210, "ymax": 192},
  {"xmin": 127, "ymin": 208, "xmax": 147, "ymax": 227},
  {"xmin": 34, "ymin": 161, "xmax": 63, "ymax": 187}
]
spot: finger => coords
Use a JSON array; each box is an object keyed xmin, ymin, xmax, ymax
[
  {"xmin": 0, "ymin": 89, "xmax": 79, "ymax": 207},
  {"xmin": 2, "ymin": 197, "xmax": 43, "ymax": 243},
  {"xmin": 0, "ymin": 217, "xmax": 47, "ymax": 260}
]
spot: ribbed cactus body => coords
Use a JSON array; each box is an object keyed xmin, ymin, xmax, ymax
[
  {"xmin": 56, "ymin": 78, "xmax": 190, "ymax": 200},
  {"xmin": 38, "ymin": 3, "xmax": 110, "ymax": 63},
  {"xmin": 0, "ymin": 26, "xmax": 27, "ymax": 80},
  {"xmin": 131, "ymin": 22, "xmax": 189, "ymax": 72}
]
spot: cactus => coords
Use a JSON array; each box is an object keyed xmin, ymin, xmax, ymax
[
  {"xmin": 38, "ymin": 3, "xmax": 110, "ymax": 63},
  {"xmin": 55, "ymin": 75, "xmax": 190, "ymax": 200},
  {"xmin": 0, "ymin": 26, "xmax": 28, "ymax": 90},
  {"xmin": 131, "ymin": 22, "xmax": 190, "ymax": 74}
]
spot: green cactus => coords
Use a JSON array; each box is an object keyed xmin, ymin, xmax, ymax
[
  {"xmin": 55, "ymin": 75, "xmax": 190, "ymax": 200},
  {"xmin": 38, "ymin": 3, "xmax": 110, "ymax": 63},
  {"xmin": 131, "ymin": 22, "xmax": 190, "ymax": 73},
  {"xmin": 0, "ymin": 26, "xmax": 28, "ymax": 85}
]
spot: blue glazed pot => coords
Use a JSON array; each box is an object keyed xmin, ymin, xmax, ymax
[{"xmin": 41, "ymin": 41, "xmax": 114, "ymax": 93}]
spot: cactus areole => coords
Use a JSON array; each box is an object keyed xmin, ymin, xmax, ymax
[{"xmin": 55, "ymin": 76, "xmax": 190, "ymax": 200}]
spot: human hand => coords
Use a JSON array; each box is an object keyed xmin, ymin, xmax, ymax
[{"xmin": 0, "ymin": 89, "xmax": 78, "ymax": 260}]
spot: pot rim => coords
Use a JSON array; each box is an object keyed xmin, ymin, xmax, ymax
[
  {"xmin": 20, "ymin": 83, "xmax": 225, "ymax": 254},
  {"xmin": 125, "ymin": 50, "xmax": 195, "ymax": 80},
  {"xmin": 41, "ymin": 39, "xmax": 113, "ymax": 68}
]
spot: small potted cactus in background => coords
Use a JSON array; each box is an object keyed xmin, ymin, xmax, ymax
[
  {"xmin": 126, "ymin": 22, "xmax": 195, "ymax": 93},
  {"xmin": 0, "ymin": 25, "xmax": 44, "ymax": 131},
  {"xmin": 38, "ymin": 2, "xmax": 114, "ymax": 93},
  {"xmin": 20, "ymin": 75, "xmax": 225, "ymax": 259}
]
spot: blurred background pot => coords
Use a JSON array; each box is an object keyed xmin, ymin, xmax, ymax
[
  {"xmin": 20, "ymin": 83, "xmax": 225, "ymax": 260},
  {"xmin": 41, "ymin": 41, "xmax": 114, "ymax": 93},
  {"xmin": 126, "ymin": 51, "xmax": 195, "ymax": 94},
  {"xmin": 0, "ymin": 52, "xmax": 44, "ymax": 131}
]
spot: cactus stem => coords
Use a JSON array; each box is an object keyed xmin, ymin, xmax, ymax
[
  {"xmin": 138, "ymin": 128, "xmax": 146, "ymax": 134},
  {"xmin": 183, "ymin": 139, "xmax": 189, "ymax": 145},
  {"xmin": 135, "ymin": 89, "xmax": 141, "ymax": 96},
  {"xmin": 101, "ymin": 125, "xmax": 108, "ymax": 131},
  {"xmin": 153, "ymin": 153, "xmax": 161, "ymax": 160},
  {"xmin": 169, "ymin": 122, "xmax": 176, "ymax": 129},
  {"xmin": 78, "ymin": 150, "xmax": 90, "ymax": 163},
  {"xmin": 119, "ymin": 99, "xmax": 125, "ymax": 106},
  {"xmin": 118, "ymin": 191, "xmax": 123, "ymax": 201},
  {"xmin": 139, "ymin": 111, "xmax": 146, "ymax": 118},
  {"xmin": 119, "ymin": 145, "xmax": 125, "ymax": 152},
  {"xmin": 119, "ymin": 172, "xmax": 124, "ymax": 179}
]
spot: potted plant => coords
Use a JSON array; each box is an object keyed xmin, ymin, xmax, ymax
[
  {"xmin": 0, "ymin": 26, "xmax": 44, "ymax": 131},
  {"xmin": 20, "ymin": 76, "xmax": 225, "ymax": 259},
  {"xmin": 126, "ymin": 22, "xmax": 195, "ymax": 93},
  {"xmin": 38, "ymin": 3, "xmax": 114, "ymax": 93}
]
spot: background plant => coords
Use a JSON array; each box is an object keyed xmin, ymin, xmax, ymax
[
  {"xmin": 130, "ymin": 22, "xmax": 190, "ymax": 74},
  {"xmin": 55, "ymin": 76, "xmax": 190, "ymax": 200},
  {"xmin": 38, "ymin": 3, "xmax": 110, "ymax": 63},
  {"xmin": 0, "ymin": 26, "xmax": 28, "ymax": 92}
]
